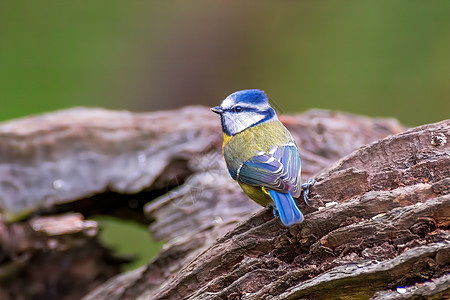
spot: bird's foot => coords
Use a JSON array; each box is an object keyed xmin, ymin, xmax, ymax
[
  {"xmin": 272, "ymin": 207, "xmax": 278, "ymax": 218},
  {"xmin": 301, "ymin": 178, "xmax": 316, "ymax": 206}
]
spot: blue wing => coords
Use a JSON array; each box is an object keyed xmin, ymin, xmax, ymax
[
  {"xmin": 227, "ymin": 165, "xmax": 238, "ymax": 180},
  {"xmin": 237, "ymin": 145, "xmax": 302, "ymax": 197},
  {"xmin": 268, "ymin": 190, "xmax": 304, "ymax": 226}
]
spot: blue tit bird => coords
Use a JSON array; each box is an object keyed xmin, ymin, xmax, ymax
[{"xmin": 211, "ymin": 89, "xmax": 314, "ymax": 226}]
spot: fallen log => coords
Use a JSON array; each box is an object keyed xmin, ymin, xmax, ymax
[
  {"xmin": 1, "ymin": 107, "xmax": 448, "ymax": 299},
  {"xmin": 86, "ymin": 117, "xmax": 449, "ymax": 300}
]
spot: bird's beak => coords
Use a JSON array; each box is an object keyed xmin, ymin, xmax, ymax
[{"xmin": 210, "ymin": 106, "xmax": 224, "ymax": 114}]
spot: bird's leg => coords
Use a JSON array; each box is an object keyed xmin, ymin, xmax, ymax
[
  {"xmin": 265, "ymin": 204, "xmax": 279, "ymax": 218},
  {"xmin": 263, "ymin": 187, "xmax": 279, "ymax": 218},
  {"xmin": 301, "ymin": 178, "xmax": 316, "ymax": 206},
  {"xmin": 271, "ymin": 206, "xmax": 279, "ymax": 218}
]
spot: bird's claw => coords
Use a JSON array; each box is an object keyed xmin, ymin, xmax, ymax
[{"xmin": 301, "ymin": 178, "xmax": 316, "ymax": 206}]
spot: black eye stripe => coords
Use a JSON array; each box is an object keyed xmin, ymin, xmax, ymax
[
  {"xmin": 226, "ymin": 106, "xmax": 255, "ymax": 113},
  {"xmin": 224, "ymin": 106, "xmax": 265, "ymax": 113}
]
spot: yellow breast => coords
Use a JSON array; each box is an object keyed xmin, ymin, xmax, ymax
[
  {"xmin": 222, "ymin": 133, "xmax": 232, "ymax": 149},
  {"xmin": 223, "ymin": 120, "xmax": 293, "ymax": 162},
  {"xmin": 221, "ymin": 120, "xmax": 296, "ymax": 207}
]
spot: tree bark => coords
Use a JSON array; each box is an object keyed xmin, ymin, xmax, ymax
[{"xmin": 0, "ymin": 107, "xmax": 448, "ymax": 299}]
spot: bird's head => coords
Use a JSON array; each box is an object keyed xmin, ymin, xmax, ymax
[{"xmin": 211, "ymin": 89, "xmax": 277, "ymax": 136}]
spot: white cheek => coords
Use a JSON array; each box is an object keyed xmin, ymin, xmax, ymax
[{"xmin": 224, "ymin": 112, "xmax": 265, "ymax": 135}]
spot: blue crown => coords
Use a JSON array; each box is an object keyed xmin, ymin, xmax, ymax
[{"xmin": 228, "ymin": 89, "xmax": 268, "ymax": 105}]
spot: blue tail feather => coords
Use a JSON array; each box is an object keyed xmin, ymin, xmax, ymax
[{"xmin": 268, "ymin": 190, "xmax": 304, "ymax": 226}]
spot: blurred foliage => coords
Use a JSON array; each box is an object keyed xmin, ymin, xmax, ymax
[
  {"xmin": 1, "ymin": 1, "xmax": 450, "ymax": 270},
  {"xmin": 95, "ymin": 216, "xmax": 164, "ymax": 271},
  {"xmin": 1, "ymin": 1, "xmax": 449, "ymax": 125}
]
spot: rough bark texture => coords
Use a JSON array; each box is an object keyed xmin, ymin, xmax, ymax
[
  {"xmin": 0, "ymin": 213, "xmax": 128, "ymax": 300},
  {"xmin": 0, "ymin": 107, "xmax": 448, "ymax": 299}
]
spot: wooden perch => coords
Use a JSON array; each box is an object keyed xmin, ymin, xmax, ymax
[
  {"xmin": 0, "ymin": 107, "xmax": 448, "ymax": 299},
  {"xmin": 86, "ymin": 115, "xmax": 450, "ymax": 300}
]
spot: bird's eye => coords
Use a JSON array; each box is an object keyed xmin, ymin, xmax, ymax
[{"xmin": 233, "ymin": 106, "xmax": 243, "ymax": 112}]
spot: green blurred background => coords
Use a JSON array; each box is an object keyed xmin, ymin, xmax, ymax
[{"xmin": 1, "ymin": 1, "xmax": 449, "ymax": 270}]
